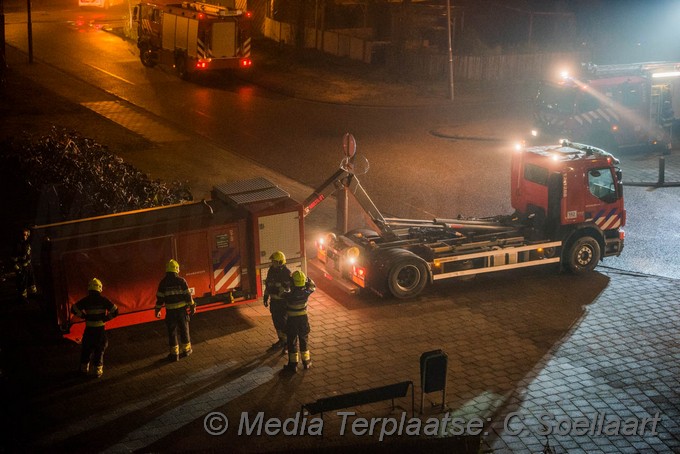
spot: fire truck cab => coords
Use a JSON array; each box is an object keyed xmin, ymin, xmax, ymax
[
  {"xmin": 532, "ymin": 62, "xmax": 680, "ymax": 152},
  {"xmin": 133, "ymin": 1, "xmax": 252, "ymax": 80}
]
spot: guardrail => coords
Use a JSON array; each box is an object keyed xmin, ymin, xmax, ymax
[{"xmin": 625, "ymin": 156, "xmax": 680, "ymax": 187}]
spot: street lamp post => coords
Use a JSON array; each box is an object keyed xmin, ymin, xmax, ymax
[
  {"xmin": 446, "ymin": 0, "xmax": 454, "ymax": 101},
  {"xmin": 1, "ymin": 0, "xmax": 6, "ymax": 73},
  {"xmin": 27, "ymin": 0, "xmax": 33, "ymax": 63}
]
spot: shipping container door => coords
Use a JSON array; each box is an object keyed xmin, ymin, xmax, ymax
[
  {"xmin": 257, "ymin": 211, "xmax": 304, "ymax": 293},
  {"xmin": 210, "ymin": 225, "xmax": 242, "ymax": 296},
  {"xmin": 258, "ymin": 211, "xmax": 302, "ymax": 265},
  {"xmin": 176, "ymin": 231, "xmax": 211, "ymax": 298},
  {"xmin": 211, "ymin": 21, "xmax": 236, "ymax": 57}
]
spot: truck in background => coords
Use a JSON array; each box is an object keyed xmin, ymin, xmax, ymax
[
  {"xmin": 132, "ymin": 1, "xmax": 252, "ymax": 80},
  {"xmin": 79, "ymin": 0, "xmax": 126, "ymax": 9},
  {"xmin": 33, "ymin": 178, "xmax": 304, "ymax": 340},
  {"xmin": 531, "ymin": 61, "xmax": 680, "ymax": 153},
  {"xmin": 309, "ymin": 135, "xmax": 625, "ymax": 299}
]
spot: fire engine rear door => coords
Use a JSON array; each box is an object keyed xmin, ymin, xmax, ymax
[{"xmin": 211, "ymin": 21, "xmax": 236, "ymax": 57}]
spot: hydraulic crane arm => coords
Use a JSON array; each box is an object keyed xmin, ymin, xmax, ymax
[{"xmin": 302, "ymin": 164, "xmax": 396, "ymax": 240}]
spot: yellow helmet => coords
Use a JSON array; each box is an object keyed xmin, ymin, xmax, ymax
[
  {"xmin": 166, "ymin": 259, "xmax": 180, "ymax": 273},
  {"xmin": 270, "ymin": 251, "xmax": 286, "ymax": 265},
  {"xmin": 292, "ymin": 270, "xmax": 306, "ymax": 287},
  {"xmin": 88, "ymin": 278, "xmax": 103, "ymax": 293}
]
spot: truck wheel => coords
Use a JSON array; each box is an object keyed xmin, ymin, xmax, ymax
[
  {"xmin": 139, "ymin": 45, "xmax": 156, "ymax": 68},
  {"xmin": 566, "ymin": 236, "xmax": 600, "ymax": 273},
  {"xmin": 387, "ymin": 255, "xmax": 428, "ymax": 298}
]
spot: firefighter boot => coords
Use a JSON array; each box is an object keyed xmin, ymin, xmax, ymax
[
  {"xmin": 96, "ymin": 365, "xmax": 103, "ymax": 378},
  {"xmin": 283, "ymin": 351, "xmax": 298, "ymax": 373},
  {"xmin": 168, "ymin": 345, "xmax": 180, "ymax": 362},
  {"xmin": 281, "ymin": 335, "xmax": 288, "ymax": 355},
  {"xmin": 180, "ymin": 342, "xmax": 193, "ymax": 358},
  {"xmin": 302, "ymin": 351, "xmax": 312, "ymax": 370},
  {"xmin": 282, "ymin": 362, "xmax": 298, "ymax": 373}
]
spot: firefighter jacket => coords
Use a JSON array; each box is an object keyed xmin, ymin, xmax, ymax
[
  {"xmin": 285, "ymin": 279, "xmax": 316, "ymax": 317},
  {"xmin": 12, "ymin": 237, "xmax": 32, "ymax": 271},
  {"xmin": 155, "ymin": 272, "xmax": 195, "ymax": 311},
  {"xmin": 264, "ymin": 265, "xmax": 292, "ymax": 301},
  {"xmin": 71, "ymin": 291, "xmax": 119, "ymax": 328}
]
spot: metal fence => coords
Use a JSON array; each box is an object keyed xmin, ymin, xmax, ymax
[{"xmin": 261, "ymin": 18, "xmax": 587, "ymax": 82}]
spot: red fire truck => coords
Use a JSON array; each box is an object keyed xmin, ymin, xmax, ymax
[
  {"xmin": 33, "ymin": 178, "xmax": 304, "ymax": 340},
  {"xmin": 531, "ymin": 61, "xmax": 680, "ymax": 152},
  {"xmin": 133, "ymin": 1, "xmax": 252, "ymax": 80},
  {"xmin": 309, "ymin": 135, "xmax": 625, "ymax": 298}
]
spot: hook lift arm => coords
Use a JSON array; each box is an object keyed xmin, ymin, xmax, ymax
[{"xmin": 302, "ymin": 136, "xmax": 397, "ymax": 240}]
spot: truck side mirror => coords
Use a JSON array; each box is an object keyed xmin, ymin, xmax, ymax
[{"xmin": 132, "ymin": 5, "xmax": 139, "ymax": 21}]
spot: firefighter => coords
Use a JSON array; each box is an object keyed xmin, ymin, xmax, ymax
[
  {"xmin": 263, "ymin": 251, "xmax": 292, "ymax": 353},
  {"xmin": 11, "ymin": 227, "xmax": 37, "ymax": 303},
  {"xmin": 282, "ymin": 270, "xmax": 315, "ymax": 373},
  {"xmin": 70, "ymin": 278, "xmax": 119, "ymax": 378},
  {"xmin": 155, "ymin": 259, "xmax": 196, "ymax": 362}
]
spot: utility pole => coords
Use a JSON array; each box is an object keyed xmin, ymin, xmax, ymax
[
  {"xmin": 27, "ymin": 0, "xmax": 33, "ymax": 63},
  {"xmin": 446, "ymin": 0, "xmax": 454, "ymax": 101},
  {"xmin": 1, "ymin": 0, "xmax": 6, "ymax": 73}
]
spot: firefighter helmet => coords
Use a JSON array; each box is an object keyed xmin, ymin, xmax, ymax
[
  {"xmin": 88, "ymin": 278, "xmax": 103, "ymax": 293},
  {"xmin": 292, "ymin": 270, "xmax": 306, "ymax": 287},
  {"xmin": 166, "ymin": 259, "xmax": 180, "ymax": 273},
  {"xmin": 270, "ymin": 251, "xmax": 286, "ymax": 265}
]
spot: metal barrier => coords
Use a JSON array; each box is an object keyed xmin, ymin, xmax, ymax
[
  {"xmin": 625, "ymin": 156, "xmax": 680, "ymax": 187},
  {"xmin": 302, "ymin": 381, "xmax": 415, "ymax": 419}
]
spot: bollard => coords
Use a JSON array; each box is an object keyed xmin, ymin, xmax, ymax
[{"xmin": 658, "ymin": 157, "xmax": 665, "ymax": 186}]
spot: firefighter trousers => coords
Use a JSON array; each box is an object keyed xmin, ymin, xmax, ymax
[
  {"xmin": 165, "ymin": 307, "xmax": 191, "ymax": 352},
  {"xmin": 81, "ymin": 326, "xmax": 108, "ymax": 367},
  {"xmin": 286, "ymin": 315, "xmax": 310, "ymax": 362},
  {"xmin": 269, "ymin": 299, "xmax": 288, "ymax": 342},
  {"xmin": 15, "ymin": 267, "xmax": 36, "ymax": 301}
]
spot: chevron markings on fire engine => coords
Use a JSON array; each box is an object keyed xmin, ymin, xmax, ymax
[{"xmin": 81, "ymin": 101, "xmax": 189, "ymax": 143}]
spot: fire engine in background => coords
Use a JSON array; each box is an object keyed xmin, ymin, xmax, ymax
[
  {"xmin": 132, "ymin": 1, "xmax": 252, "ymax": 80},
  {"xmin": 33, "ymin": 178, "xmax": 304, "ymax": 340},
  {"xmin": 309, "ymin": 134, "xmax": 625, "ymax": 299},
  {"xmin": 531, "ymin": 61, "xmax": 680, "ymax": 153}
]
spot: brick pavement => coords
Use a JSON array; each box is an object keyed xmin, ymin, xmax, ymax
[{"xmin": 1, "ymin": 42, "xmax": 680, "ymax": 454}]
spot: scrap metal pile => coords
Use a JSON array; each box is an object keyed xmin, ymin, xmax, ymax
[{"xmin": 1, "ymin": 127, "xmax": 192, "ymax": 222}]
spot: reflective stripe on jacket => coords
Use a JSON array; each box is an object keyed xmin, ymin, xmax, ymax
[
  {"xmin": 285, "ymin": 283, "xmax": 314, "ymax": 317},
  {"xmin": 155, "ymin": 273, "xmax": 195, "ymax": 310},
  {"xmin": 264, "ymin": 265, "xmax": 292, "ymax": 301},
  {"xmin": 71, "ymin": 292, "xmax": 119, "ymax": 328}
]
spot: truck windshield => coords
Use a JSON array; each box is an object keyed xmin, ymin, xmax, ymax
[
  {"xmin": 535, "ymin": 83, "xmax": 576, "ymax": 115},
  {"xmin": 588, "ymin": 168, "xmax": 618, "ymax": 203}
]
